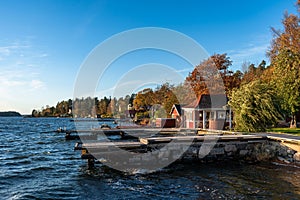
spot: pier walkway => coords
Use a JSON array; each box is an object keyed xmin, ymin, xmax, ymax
[
  {"xmin": 73, "ymin": 128, "xmax": 300, "ymax": 168},
  {"xmin": 254, "ymin": 132, "xmax": 300, "ymax": 152}
]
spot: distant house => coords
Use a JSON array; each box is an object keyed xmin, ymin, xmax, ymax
[
  {"xmin": 180, "ymin": 94, "xmax": 231, "ymax": 130},
  {"xmin": 170, "ymin": 104, "xmax": 182, "ymax": 127}
]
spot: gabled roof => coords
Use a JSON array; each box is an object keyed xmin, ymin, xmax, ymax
[
  {"xmin": 183, "ymin": 94, "xmax": 228, "ymax": 109},
  {"xmin": 169, "ymin": 104, "xmax": 182, "ymax": 115}
]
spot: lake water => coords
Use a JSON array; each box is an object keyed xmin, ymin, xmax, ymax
[{"xmin": 0, "ymin": 117, "xmax": 300, "ymax": 199}]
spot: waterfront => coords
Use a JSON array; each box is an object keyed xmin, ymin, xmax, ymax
[{"xmin": 0, "ymin": 117, "xmax": 300, "ymax": 199}]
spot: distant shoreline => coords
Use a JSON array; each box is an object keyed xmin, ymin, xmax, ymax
[{"xmin": 0, "ymin": 111, "xmax": 22, "ymax": 117}]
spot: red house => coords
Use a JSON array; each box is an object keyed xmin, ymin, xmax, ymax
[
  {"xmin": 180, "ymin": 94, "xmax": 231, "ymax": 130},
  {"xmin": 169, "ymin": 104, "xmax": 182, "ymax": 128}
]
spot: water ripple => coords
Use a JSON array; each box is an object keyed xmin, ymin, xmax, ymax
[{"xmin": 0, "ymin": 117, "xmax": 300, "ymax": 199}]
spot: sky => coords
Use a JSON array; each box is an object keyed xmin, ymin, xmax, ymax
[{"xmin": 0, "ymin": 0, "xmax": 298, "ymax": 114}]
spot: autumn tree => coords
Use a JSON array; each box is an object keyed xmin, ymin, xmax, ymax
[
  {"xmin": 55, "ymin": 100, "xmax": 70, "ymax": 116},
  {"xmin": 186, "ymin": 53, "xmax": 241, "ymax": 97},
  {"xmin": 97, "ymin": 96, "xmax": 111, "ymax": 117},
  {"xmin": 107, "ymin": 97, "xmax": 118, "ymax": 117},
  {"xmin": 242, "ymin": 60, "xmax": 269, "ymax": 84},
  {"xmin": 268, "ymin": 14, "xmax": 300, "ymax": 61},
  {"xmin": 133, "ymin": 88, "xmax": 155, "ymax": 110},
  {"xmin": 155, "ymin": 83, "xmax": 179, "ymax": 117},
  {"xmin": 131, "ymin": 83, "xmax": 180, "ymax": 122},
  {"xmin": 269, "ymin": 4, "xmax": 300, "ymax": 128}
]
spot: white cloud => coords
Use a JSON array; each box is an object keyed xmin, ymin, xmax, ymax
[
  {"xmin": 229, "ymin": 44, "xmax": 268, "ymax": 59},
  {"xmin": 38, "ymin": 53, "xmax": 48, "ymax": 58},
  {"xmin": 30, "ymin": 79, "xmax": 45, "ymax": 90},
  {"xmin": 0, "ymin": 40, "xmax": 48, "ymax": 113},
  {"xmin": 0, "ymin": 44, "xmax": 30, "ymax": 59},
  {"xmin": 175, "ymin": 67, "xmax": 193, "ymax": 73},
  {"xmin": 0, "ymin": 69, "xmax": 45, "ymax": 90},
  {"xmin": 226, "ymin": 34, "xmax": 272, "ymax": 70}
]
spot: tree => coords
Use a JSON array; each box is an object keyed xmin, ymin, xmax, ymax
[
  {"xmin": 154, "ymin": 83, "xmax": 179, "ymax": 115},
  {"xmin": 108, "ymin": 97, "xmax": 118, "ymax": 117},
  {"xmin": 32, "ymin": 109, "xmax": 39, "ymax": 117},
  {"xmin": 242, "ymin": 60, "xmax": 268, "ymax": 84},
  {"xmin": 185, "ymin": 53, "xmax": 240, "ymax": 97},
  {"xmin": 229, "ymin": 81, "xmax": 282, "ymax": 132},
  {"xmin": 272, "ymin": 49, "xmax": 300, "ymax": 128},
  {"xmin": 98, "ymin": 96, "xmax": 110, "ymax": 117},
  {"xmin": 268, "ymin": 13, "xmax": 300, "ymax": 61},
  {"xmin": 223, "ymin": 70, "xmax": 243, "ymax": 94},
  {"xmin": 268, "ymin": 4, "xmax": 300, "ymax": 128}
]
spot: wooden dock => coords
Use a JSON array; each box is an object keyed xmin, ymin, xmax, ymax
[
  {"xmin": 62, "ymin": 128, "xmax": 200, "ymax": 140},
  {"xmin": 255, "ymin": 132, "xmax": 300, "ymax": 152},
  {"xmin": 139, "ymin": 135, "xmax": 266, "ymax": 145},
  {"xmin": 69, "ymin": 128, "xmax": 300, "ymax": 169},
  {"xmin": 74, "ymin": 134, "xmax": 269, "ymax": 168}
]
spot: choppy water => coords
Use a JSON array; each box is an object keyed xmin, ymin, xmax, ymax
[{"xmin": 0, "ymin": 117, "xmax": 300, "ymax": 200}]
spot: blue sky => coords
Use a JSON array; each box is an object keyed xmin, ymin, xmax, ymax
[{"xmin": 0, "ymin": 0, "xmax": 298, "ymax": 114}]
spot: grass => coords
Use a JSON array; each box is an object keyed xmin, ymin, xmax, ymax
[{"xmin": 267, "ymin": 128, "xmax": 300, "ymax": 136}]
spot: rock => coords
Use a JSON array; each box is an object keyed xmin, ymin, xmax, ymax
[
  {"xmin": 293, "ymin": 152, "xmax": 300, "ymax": 162},
  {"xmin": 198, "ymin": 144, "xmax": 216, "ymax": 158},
  {"xmin": 287, "ymin": 149, "xmax": 293, "ymax": 154},
  {"xmin": 239, "ymin": 150, "xmax": 249, "ymax": 156},
  {"xmin": 209, "ymin": 148, "xmax": 224, "ymax": 155},
  {"xmin": 225, "ymin": 145, "xmax": 237, "ymax": 152},
  {"xmin": 277, "ymin": 156, "xmax": 291, "ymax": 164},
  {"xmin": 278, "ymin": 149, "xmax": 288, "ymax": 157}
]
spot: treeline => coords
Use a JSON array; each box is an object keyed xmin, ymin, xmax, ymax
[
  {"xmin": 0, "ymin": 111, "xmax": 22, "ymax": 117},
  {"xmin": 34, "ymin": 1, "xmax": 300, "ymax": 131},
  {"xmin": 32, "ymin": 96, "xmax": 134, "ymax": 118},
  {"xmin": 33, "ymin": 55, "xmax": 264, "ymax": 120},
  {"xmin": 32, "ymin": 100, "xmax": 72, "ymax": 117}
]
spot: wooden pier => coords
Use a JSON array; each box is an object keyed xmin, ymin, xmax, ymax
[
  {"xmin": 74, "ymin": 134, "xmax": 271, "ymax": 168},
  {"xmin": 62, "ymin": 128, "xmax": 198, "ymax": 140},
  {"xmin": 70, "ymin": 128, "xmax": 300, "ymax": 169}
]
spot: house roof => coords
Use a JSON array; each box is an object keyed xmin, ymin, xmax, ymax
[
  {"xmin": 183, "ymin": 94, "xmax": 228, "ymax": 109},
  {"xmin": 170, "ymin": 104, "xmax": 182, "ymax": 115}
]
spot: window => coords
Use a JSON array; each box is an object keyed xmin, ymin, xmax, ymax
[
  {"xmin": 218, "ymin": 111, "xmax": 226, "ymax": 119},
  {"xmin": 210, "ymin": 112, "xmax": 215, "ymax": 120},
  {"xmin": 185, "ymin": 111, "xmax": 193, "ymax": 121}
]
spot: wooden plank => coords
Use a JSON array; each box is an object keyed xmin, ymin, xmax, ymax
[
  {"xmin": 81, "ymin": 141, "xmax": 144, "ymax": 149},
  {"xmin": 281, "ymin": 142, "xmax": 300, "ymax": 152},
  {"xmin": 267, "ymin": 136, "xmax": 300, "ymax": 144},
  {"xmin": 139, "ymin": 135, "xmax": 266, "ymax": 145},
  {"xmin": 267, "ymin": 136, "xmax": 300, "ymax": 152}
]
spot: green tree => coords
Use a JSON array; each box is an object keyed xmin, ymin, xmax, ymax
[
  {"xmin": 269, "ymin": 5, "xmax": 300, "ymax": 128},
  {"xmin": 272, "ymin": 49, "xmax": 300, "ymax": 128},
  {"xmin": 229, "ymin": 81, "xmax": 282, "ymax": 132}
]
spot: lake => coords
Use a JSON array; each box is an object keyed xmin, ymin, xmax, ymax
[{"xmin": 0, "ymin": 117, "xmax": 299, "ymax": 199}]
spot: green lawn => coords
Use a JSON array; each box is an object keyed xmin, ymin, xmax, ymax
[{"xmin": 267, "ymin": 128, "xmax": 300, "ymax": 136}]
